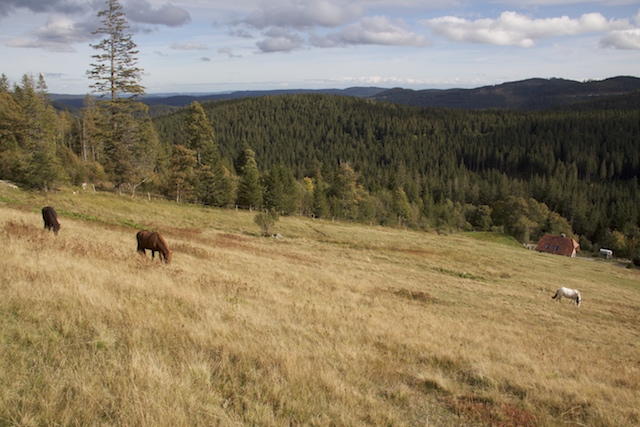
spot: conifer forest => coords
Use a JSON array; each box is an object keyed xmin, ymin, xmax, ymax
[{"xmin": 1, "ymin": 72, "xmax": 639, "ymax": 259}]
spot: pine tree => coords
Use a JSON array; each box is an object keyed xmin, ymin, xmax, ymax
[
  {"xmin": 331, "ymin": 162, "xmax": 360, "ymax": 220},
  {"xmin": 87, "ymin": 0, "xmax": 153, "ymax": 191},
  {"xmin": 167, "ymin": 145, "xmax": 197, "ymax": 203},
  {"xmin": 263, "ymin": 168, "xmax": 284, "ymax": 212},
  {"xmin": 14, "ymin": 74, "xmax": 65, "ymax": 190},
  {"xmin": 186, "ymin": 101, "xmax": 217, "ymax": 165},
  {"xmin": 236, "ymin": 148, "xmax": 262, "ymax": 209},
  {"xmin": 0, "ymin": 74, "xmax": 10, "ymax": 92},
  {"xmin": 80, "ymin": 95, "xmax": 102, "ymax": 162},
  {"xmin": 195, "ymin": 163, "xmax": 235, "ymax": 207},
  {"xmin": 0, "ymin": 89, "xmax": 25, "ymax": 181},
  {"xmin": 184, "ymin": 101, "xmax": 234, "ymax": 205},
  {"xmin": 311, "ymin": 177, "xmax": 329, "ymax": 219},
  {"xmin": 87, "ymin": 0, "xmax": 144, "ymax": 101}
]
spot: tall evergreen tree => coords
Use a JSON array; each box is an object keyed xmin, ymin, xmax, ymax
[
  {"xmin": 0, "ymin": 74, "xmax": 10, "ymax": 92},
  {"xmin": 86, "ymin": 0, "xmax": 154, "ymax": 191},
  {"xmin": 14, "ymin": 74, "xmax": 65, "ymax": 190},
  {"xmin": 195, "ymin": 163, "xmax": 235, "ymax": 207},
  {"xmin": 87, "ymin": 0, "xmax": 144, "ymax": 101},
  {"xmin": 236, "ymin": 148, "xmax": 262, "ymax": 209},
  {"xmin": 331, "ymin": 162, "xmax": 360, "ymax": 220},
  {"xmin": 263, "ymin": 165, "xmax": 297, "ymax": 214},
  {"xmin": 0, "ymin": 90, "xmax": 24, "ymax": 180},
  {"xmin": 184, "ymin": 101, "xmax": 234, "ymax": 205},
  {"xmin": 311, "ymin": 176, "xmax": 329, "ymax": 219},
  {"xmin": 167, "ymin": 145, "xmax": 197, "ymax": 203},
  {"xmin": 80, "ymin": 94, "xmax": 102, "ymax": 162},
  {"xmin": 186, "ymin": 101, "xmax": 217, "ymax": 165}
]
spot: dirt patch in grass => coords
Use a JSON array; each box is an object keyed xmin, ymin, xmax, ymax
[
  {"xmin": 443, "ymin": 394, "xmax": 538, "ymax": 427},
  {"xmin": 392, "ymin": 288, "xmax": 438, "ymax": 305}
]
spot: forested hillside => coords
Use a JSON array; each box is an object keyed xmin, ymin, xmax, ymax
[
  {"xmin": 372, "ymin": 76, "xmax": 640, "ymax": 110},
  {"xmin": 154, "ymin": 94, "xmax": 640, "ymax": 257},
  {"xmin": 1, "ymin": 72, "xmax": 639, "ymax": 259}
]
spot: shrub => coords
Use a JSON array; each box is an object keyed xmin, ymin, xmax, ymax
[{"xmin": 254, "ymin": 208, "xmax": 279, "ymax": 236}]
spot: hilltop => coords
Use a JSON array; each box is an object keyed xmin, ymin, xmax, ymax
[
  {"xmin": 51, "ymin": 76, "xmax": 640, "ymax": 113},
  {"xmin": 372, "ymin": 76, "xmax": 640, "ymax": 110},
  {"xmin": 1, "ymin": 184, "xmax": 639, "ymax": 426}
]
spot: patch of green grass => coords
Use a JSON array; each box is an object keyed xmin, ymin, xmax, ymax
[
  {"xmin": 0, "ymin": 196, "xmax": 20, "ymax": 204},
  {"xmin": 117, "ymin": 218, "xmax": 148, "ymax": 230},
  {"xmin": 433, "ymin": 267, "xmax": 485, "ymax": 281},
  {"xmin": 59, "ymin": 210, "xmax": 102, "ymax": 223},
  {"xmin": 462, "ymin": 231, "xmax": 523, "ymax": 248}
]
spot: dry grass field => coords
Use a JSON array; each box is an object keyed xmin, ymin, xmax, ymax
[{"xmin": 1, "ymin": 182, "xmax": 639, "ymax": 426}]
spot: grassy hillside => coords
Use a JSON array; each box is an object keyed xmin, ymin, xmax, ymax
[{"xmin": 1, "ymin": 182, "xmax": 639, "ymax": 426}]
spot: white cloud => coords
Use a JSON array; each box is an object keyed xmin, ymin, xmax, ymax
[
  {"xmin": 422, "ymin": 11, "xmax": 631, "ymax": 47},
  {"xmin": 235, "ymin": 0, "xmax": 362, "ymax": 30},
  {"xmin": 256, "ymin": 28, "xmax": 304, "ymax": 52},
  {"xmin": 5, "ymin": 14, "xmax": 91, "ymax": 51},
  {"xmin": 0, "ymin": 0, "xmax": 85, "ymax": 17},
  {"xmin": 601, "ymin": 29, "xmax": 640, "ymax": 49},
  {"xmin": 125, "ymin": 0, "xmax": 191, "ymax": 27},
  {"xmin": 316, "ymin": 16, "xmax": 429, "ymax": 47},
  {"xmin": 170, "ymin": 42, "xmax": 209, "ymax": 50},
  {"xmin": 219, "ymin": 47, "xmax": 242, "ymax": 57},
  {"xmin": 2, "ymin": 0, "xmax": 192, "ymax": 53}
]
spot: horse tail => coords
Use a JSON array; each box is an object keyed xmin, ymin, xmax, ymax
[{"xmin": 552, "ymin": 290, "xmax": 559, "ymax": 299}]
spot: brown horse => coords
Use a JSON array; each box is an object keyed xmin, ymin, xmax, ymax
[
  {"xmin": 42, "ymin": 206, "xmax": 60, "ymax": 235},
  {"xmin": 136, "ymin": 230, "xmax": 172, "ymax": 263}
]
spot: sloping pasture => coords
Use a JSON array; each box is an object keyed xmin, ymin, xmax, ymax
[{"xmin": 0, "ymin": 185, "xmax": 638, "ymax": 426}]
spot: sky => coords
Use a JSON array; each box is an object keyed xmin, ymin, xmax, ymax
[{"xmin": 1, "ymin": 0, "xmax": 639, "ymax": 94}]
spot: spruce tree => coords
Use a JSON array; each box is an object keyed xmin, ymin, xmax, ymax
[
  {"xmin": 263, "ymin": 168, "xmax": 284, "ymax": 212},
  {"xmin": 87, "ymin": 0, "xmax": 144, "ymax": 101},
  {"xmin": 167, "ymin": 145, "xmax": 197, "ymax": 203},
  {"xmin": 331, "ymin": 162, "xmax": 359, "ymax": 220},
  {"xmin": 185, "ymin": 101, "xmax": 234, "ymax": 206},
  {"xmin": 311, "ymin": 176, "xmax": 329, "ymax": 219},
  {"xmin": 87, "ymin": 0, "xmax": 154, "ymax": 191},
  {"xmin": 0, "ymin": 74, "xmax": 9, "ymax": 92},
  {"xmin": 80, "ymin": 95, "xmax": 102, "ymax": 162},
  {"xmin": 186, "ymin": 101, "xmax": 217, "ymax": 165},
  {"xmin": 15, "ymin": 74, "xmax": 65, "ymax": 190},
  {"xmin": 236, "ymin": 148, "xmax": 262, "ymax": 209}
]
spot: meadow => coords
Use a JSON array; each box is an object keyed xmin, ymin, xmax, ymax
[{"xmin": 0, "ymin": 181, "xmax": 638, "ymax": 426}]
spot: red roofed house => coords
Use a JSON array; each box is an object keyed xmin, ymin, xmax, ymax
[{"xmin": 535, "ymin": 234, "xmax": 580, "ymax": 257}]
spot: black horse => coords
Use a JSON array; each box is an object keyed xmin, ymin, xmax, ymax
[{"xmin": 42, "ymin": 206, "xmax": 60, "ymax": 235}]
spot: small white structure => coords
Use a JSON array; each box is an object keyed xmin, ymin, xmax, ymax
[{"xmin": 600, "ymin": 248, "xmax": 613, "ymax": 259}]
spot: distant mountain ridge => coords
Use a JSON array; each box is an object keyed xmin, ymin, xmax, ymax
[
  {"xmin": 51, "ymin": 76, "xmax": 640, "ymax": 113},
  {"xmin": 372, "ymin": 76, "xmax": 640, "ymax": 110},
  {"xmin": 50, "ymin": 87, "xmax": 386, "ymax": 112}
]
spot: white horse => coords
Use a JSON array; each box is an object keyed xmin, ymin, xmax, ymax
[{"xmin": 552, "ymin": 287, "xmax": 581, "ymax": 307}]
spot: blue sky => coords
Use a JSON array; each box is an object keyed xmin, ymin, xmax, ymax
[{"xmin": 1, "ymin": 0, "xmax": 639, "ymax": 94}]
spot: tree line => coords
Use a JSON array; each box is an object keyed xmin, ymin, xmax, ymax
[
  {"xmin": 2, "ymin": 75, "xmax": 639, "ymax": 258},
  {"xmin": 155, "ymin": 94, "xmax": 640, "ymax": 258},
  {"xmin": 1, "ymin": 1, "xmax": 638, "ymax": 259}
]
